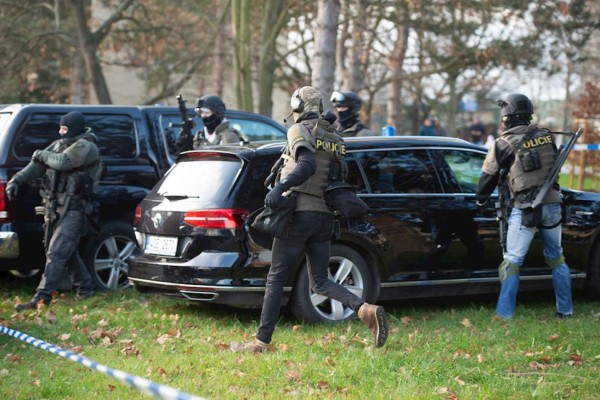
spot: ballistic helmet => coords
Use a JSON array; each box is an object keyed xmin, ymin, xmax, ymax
[
  {"xmin": 290, "ymin": 86, "xmax": 323, "ymax": 115},
  {"xmin": 60, "ymin": 111, "xmax": 85, "ymax": 138},
  {"xmin": 496, "ymin": 93, "xmax": 534, "ymax": 118},
  {"xmin": 330, "ymin": 91, "xmax": 362, "ymax": 114},
  {"xmin": 196, "ymin": 95, "xmax": 226, "ymax": 119}
]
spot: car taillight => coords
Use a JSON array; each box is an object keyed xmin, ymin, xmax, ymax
[
  {"xmin": 133, "ymin": 205, "xmax": 142, "ymax": 225},
  {"xmin": 184, "ymin": 209, "xmax": 249, "ymax": 229},
  {"xmin": 0, "ymin": 181, "xmax": 9, "ymax": 223}
]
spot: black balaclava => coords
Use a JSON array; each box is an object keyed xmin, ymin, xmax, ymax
[
  {"xmin": 60, "ymin": 111, "xmax": 85, "ymax": 139},
  {"xmin": 338, "ymin": 110, "xmax": 358, "ymax": 129},
  {"xmin": 202, "ymin": 114, "xmax": 221, "ymax": 133}
]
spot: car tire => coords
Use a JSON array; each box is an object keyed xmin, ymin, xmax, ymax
[
  {"xmin": 290, "ymin": 244, "xmax": 375, "ymax": 324},
  {"xmin": 82, "ymin": 220, "xmax": 137, "ymax": 291},
  {"xmin": 584, "ymin": 242, "xmax": 600, "ymax": 300}
]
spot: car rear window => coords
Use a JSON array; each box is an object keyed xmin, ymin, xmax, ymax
[{"xmin": 155, "ymin": 157, "xmax": 241, "ymax": 200}]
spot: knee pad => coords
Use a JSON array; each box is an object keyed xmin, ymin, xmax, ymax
[
  {"xmin": 498, "ymin": 259, "xmax": 520, "ymax": 282},
  {"xmin": 546, "ymin": 255, "xmax": 566, "ymax": 269}
]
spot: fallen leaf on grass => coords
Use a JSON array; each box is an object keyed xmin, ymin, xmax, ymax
[
  {"xmin": 460, "ymin": 318, "xmax": 475, "ymax": 330},
  {"xmin": 215, "ymin": 341, "xmax": 229, "ymax": 351},
  {"xmin": 529, "ymin": 361, "xmax": 546, "ymax": 370},
  {"xmin": 548, "ymin": 333, "xmax": 560, "ymax": 342},
  {"xmin": 0, "ymin": 369, "xmax": 8, "ymax": 376},
  {"xmin": 157, "ymin": 366, "xmax": 167, "ymax": 379},
  {"xmin": 32, "ymin": 379, "xmax": 40, "ymax": 387},
  {"xmin": 45, "ymin": 310, "xmax": 57, "ymax": 324},
  {"xmin": 400, "ymin": 316, "xmax": 413, "ymax": 326},
  {"xmin": 454, "ymin": 375, "xmax": 465, "ymax": 386},
  {"xmin": 325, "ymin": 357, "xmax": 335, "ymax": 366},
  {"xmin": 58, "ymin": 333, "xmax": 71, "ymax": 341},
  {"xmin": 292, "ymin": 325, "xmax": 302, "ymax": 332},
  {"xmin": 477, "ymin": 354, "xmax": 484, "ymax": 363},
  {"xmin": 568, "ymin": 353, "xmax": 583, "ymax": 366},
  {"xmin": 6, "ymin": 354, "xmax": 21, "ymax": 362},
  {"xmin": 70, "ymin": 345, "xmax": 83, "ymax": 354},
  {"xmin": 108, "ymin": 384, "xmax": 116, "ymax": 392},
  {"xmin": 316, "ymin": 380, "xmax": 329, "ymax": 390},
  {"xmin": 278, "ymin": 343, "xmax": 289, "ymax": 352},
  {"xmin": 287, "ymin": 370, "xmax": 301, "ymax": 382},
  {"xmin": 98, "ymin": 319, "xmax": 109, "ymax": 327},
  {"xmin": 538, "ymin": 355, "xmax": 552, "ymax": 364}
]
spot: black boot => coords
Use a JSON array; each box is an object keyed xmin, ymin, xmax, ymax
[{"xmin": 14, "ymin": 298, "xmax": 50, "ymax": 313}]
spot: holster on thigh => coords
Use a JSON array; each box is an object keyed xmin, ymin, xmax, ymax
[{"xmin": 498, "ymin": 259, "xmax": 520, "ymax": 282}]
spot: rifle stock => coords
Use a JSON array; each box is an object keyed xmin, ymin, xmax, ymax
[{"xmin": 531, "ymin": 128, "xmax": 582, "ymax": 209}]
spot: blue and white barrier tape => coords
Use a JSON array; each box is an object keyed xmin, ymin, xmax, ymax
[
  {"xmin": 574, "ymin": 144, "xmax": 600, "ymax": 151},
  {"xmin": 0, "ymin": 324, "xmax": 206, "ymax": 400}
]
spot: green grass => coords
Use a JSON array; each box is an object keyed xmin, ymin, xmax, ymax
[{"xmin": 1, "ymin": 277, "xmax": 599, "ymax": 399}]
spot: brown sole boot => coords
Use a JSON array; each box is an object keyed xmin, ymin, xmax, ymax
[{"xmin": 358, "ymin": 303, "xmax": 388, "ymax": 347}]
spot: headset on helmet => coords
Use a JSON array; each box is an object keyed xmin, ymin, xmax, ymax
[
  {"xmin": 196, "ymin": 95, "xmax": 226, "ymax": 119},
  {"xmin": 290, "ymin": 88, "xmax": 304, "ymax": 113},
  {"xmin": 496, "ymin": 93, "xmax": 534, "ymax": 118},
  {"xmin": 330, "ymin": 91, "xmax": 362, "ymax": 114}
]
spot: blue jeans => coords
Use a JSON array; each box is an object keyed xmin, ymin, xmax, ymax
[
  {"xmin": 256, "ymin": 211, "xmax": 365, "ymax": 344},
  {"xmin": 496, "ymin": 203, "xmax": 573, "ymax": 318}
]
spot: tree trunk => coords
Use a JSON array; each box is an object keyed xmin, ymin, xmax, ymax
[
  {"xmin": 258, "ymin": 0, "xmax": 289, "ymax": 117},
  {"xmin": 231, "ymin": 0, "xmax": 253, "ymax": 111},
  {"xmin": 311, "ymin": 0, "xmax": 339, "ymax": 110},
  {"xmin": 70, "ymin": 0, "xmax": 112, "ymax": 104},
  {"xmin": 386, "ymin": 22, "xmax": 409, "ymax": 132}
]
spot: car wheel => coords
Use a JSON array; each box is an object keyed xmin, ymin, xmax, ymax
[
  {"xmin": 290, "ymin": 244, "xmax": 375, "ymax": 324},
  {"xmin": 584, "ymin": 242, "xmax": 600, "ymax": 299},
  {"xmin": 82, "ymin": 221, "xmax": 137, "ymax": 291}
]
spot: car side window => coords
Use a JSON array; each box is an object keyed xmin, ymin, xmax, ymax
[
  {"xmin": 13, "ymin": 113, "xmax": 137, "ymax": 160},
  {"xmin": 13, "ymin": 113, "xmax": 61, "ymax": 159},
  {"xmin": 228, "ymin": 119, "xmax": 286, "ymax": 142},
  {"xmin": 345, "ymin": 154, "xmax": 368, "ymax": 194},
  {"xmin": 86, "ymin": 114, "xmax": 137, "ymax": 159},
  {"xmin": 439, "ymin": 149, "xmax": 486, "ymax": 193},
  {"xmin": 357, "ymin": 149, "xmax": 439, "ymax": 194}
]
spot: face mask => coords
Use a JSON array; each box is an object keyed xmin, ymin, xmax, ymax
[
  {"xmin": 337, "ymin": 109, "xmax": 357, "ymax": 126},
  {"xmin": 202, "ymin": 114, "xmax": 220, "ymax": 132}
]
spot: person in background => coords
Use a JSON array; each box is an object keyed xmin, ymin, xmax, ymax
[
  {"xmin": 8, "ymin": 111, "xmax": 101, "ymax": 312},
  {"xmin": 231, "ymin": 86, "xmax": 388, "ymax": 353},
  {"xmin": 330, "ymin": 90, "xmax": 374, "ymax": 137},
  {"xmin": 469, "ymin": 116, "xmax": 486, "ymax": 145},
  {"xmin": 475, "ymin": 93, "xmax": 572, "ymax": 320},
  {"xmin": 193, "ymin": 94, "xmax": 242, "ymax": 148},
  {"xmin": 418, "ymin": 116, "xmax": 437, "ymax": 136}
]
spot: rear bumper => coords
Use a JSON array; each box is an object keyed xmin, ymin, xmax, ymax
[
  {"xmin": 128, "ymin": 253, "xmax": 290, "ymax": 307},
  {"xmin": 0, "ymin": 232, "xmax": 19, "ymax": 258}
]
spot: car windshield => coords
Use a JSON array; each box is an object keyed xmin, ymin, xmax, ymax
[{"xmin": 156, "ymin": 157, "xmax": 241, "ymax": 200}]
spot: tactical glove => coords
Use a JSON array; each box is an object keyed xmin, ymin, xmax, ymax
[
  {"xmin": 265, "ymin": 184, "xmax": 286, "ymax": 209},
  {"xmin": 5, "ymin": 181, "xmax": 18, "ymax": 201},
  {"xmin": 32, "ymin": 149, "xmax": 46, "ymax": 164}
]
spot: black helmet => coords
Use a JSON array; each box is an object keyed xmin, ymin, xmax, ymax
[
  {"xmin": 330, "ymin": 91, "xmax": 362, "ymax": 114},
  {"xmin": 196, "ymin": 95, "xmax": 226, "ymax": 119},
  {"xmin": 496, "ymin": 93, "xmax": 533, "ymax": 117}
]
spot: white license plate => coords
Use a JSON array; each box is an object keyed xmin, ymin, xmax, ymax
[{"xmin": 145, "ymin": 235, "xmax": 178, "ymax": 256}]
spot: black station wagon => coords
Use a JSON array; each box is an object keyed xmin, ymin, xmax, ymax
[{"xmin": 127, "ymin": 136, "xmax": 600, "ymax": 323}]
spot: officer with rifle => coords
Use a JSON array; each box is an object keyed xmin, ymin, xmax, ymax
[
  {"xmin": 7, "ymin": 111, "xmax": 101, "ymax": 312},
  {"xmin": 174, "ymin": 94, "xmax": 242, "ymax": 151},
  {"xmin": 476, "ymin": 93, "xmax": 579, "ymax": 320}
]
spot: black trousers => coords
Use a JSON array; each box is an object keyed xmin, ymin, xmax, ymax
[
  {"xmin": 256, "ymin": 211, "xmax": 364, "ymax": 344},
  {"xmin": 35, "ymin": 210, "xmax": 95, "ymax": 301}
]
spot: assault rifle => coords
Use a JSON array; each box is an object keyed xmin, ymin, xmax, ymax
[
  {"xmin": 39, "ymin": 170, "xmax": 60, "ymax": 249},
  {"xmin": 495, "ymin": 171, "xmax": 511, "ymax": 254},
  {"xmin": 530, "ymin": 128, "xmax": 582, "ymax": 209},
  {"xmin": 172, "ymin": 94, "xmax": 195, "ymax": 152}
]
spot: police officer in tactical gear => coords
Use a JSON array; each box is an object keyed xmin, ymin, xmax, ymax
[
  {"xmin": 192, "ymin": 94, "xmax": 242, "ymax": 148},
  {"xmin": 330, "ymin": 90, "xmax": 374, "ymax": 137},
  {"xmin": 9, "ymin": 111, "xmax": 101, "ymax": 312},
  {"xmin": 476, "ymin": 93, "xmax": 573, "ymax": 319},
  {"xmin": 231, "ymin": 86, "xmax": 388, "ymax": 353}
]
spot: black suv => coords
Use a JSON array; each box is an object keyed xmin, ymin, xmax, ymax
[
  {"xmin": 128, "ymin": 136, "xmax": 600, "ymax": 323},
  {"xmin": 0, "ymin": 104, "xmax": 286, "ymax": 289}
]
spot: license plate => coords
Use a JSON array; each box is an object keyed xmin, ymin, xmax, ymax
[{"xmin": 145, "ymin": 235, "xmax": 178, "ymax": 256}]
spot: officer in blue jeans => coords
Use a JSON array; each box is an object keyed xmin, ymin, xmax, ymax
[{"xmin": 476, "ymin": 93, "xmax": 573, "ymax": 320}]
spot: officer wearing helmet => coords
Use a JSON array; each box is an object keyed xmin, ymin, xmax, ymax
[
  {"xmin": 476, "ymin": 93, "xmax": 572, "ymax": 319},
  {"xmin": 330, "ymin": 90, "xmax": 374, "ymax": 137},
  {"xmin": 193, "ymin": 94, "xmax": 241, "ymax": 148},
  {"xmin": 8, "ymin": 111, "xmax": 101, "ymax": 312},
  {"xmin": 231, "ymin": 86, "xmax": 388, "ymax": 353}
]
